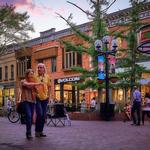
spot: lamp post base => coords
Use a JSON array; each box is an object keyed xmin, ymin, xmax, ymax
[{"xmin": 100, "ymin": 103, "xmax": 115, "ymax": 121}]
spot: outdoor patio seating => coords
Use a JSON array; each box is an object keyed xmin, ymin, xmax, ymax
[{"xmin": 47, "ymin": 103, "xmax": 71, "ymax": 127}]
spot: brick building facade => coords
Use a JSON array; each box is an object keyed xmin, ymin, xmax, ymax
[{"xmin": 1, "ymin": 3, "xmax": 150, "ymax": 110}]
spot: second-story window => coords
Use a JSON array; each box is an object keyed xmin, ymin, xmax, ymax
[
  {"xmin": 17, "ymin": 56, "xmax": 31, "ymax": 78},
  {"xmin": 0, "ymin": 67, "xmax": 2, "ymax": 81},
  {"xmin": 51, "ymin": 57, "xmax": 56, "ymax": 72},
  {"xmin": 11, "ymin": 64, "xmax": 14, "ymax": 80},
  {"xmin": 5, "ymin": 66, "xmax": 8, "ymax": 81},
  {"xmin": 63, "ymin": 51, "xmax": 82, "ymax": 69}
]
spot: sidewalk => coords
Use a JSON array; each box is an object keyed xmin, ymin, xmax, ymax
[{"xmin": 0, "ymin": 117, "xmax": 150, "ymax": 150}]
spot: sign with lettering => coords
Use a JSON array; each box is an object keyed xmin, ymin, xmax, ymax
[
  {"xmin": 55, "ymin": 76, "xmax": 80, "ymax": 84},
  {"xmin": 137, "ymin": 24, "xmax": 150, "ymax": 54}
]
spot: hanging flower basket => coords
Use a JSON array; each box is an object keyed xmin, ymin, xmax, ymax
[
  {"xmin": 98, "ymin": 79, "xmax": 104, "ymax": 84},
  {"xmin": 110, "ymin": 76, "xmax": 118, "ymax": 83}
]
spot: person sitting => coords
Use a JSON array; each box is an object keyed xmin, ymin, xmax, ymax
[
  {"xmin": 123, "ymin": 102, "xmax": 131, "ymax": 122},
  {"xmin": 142, "ymin": 93, "xmax": 150, "ymax": 125}
]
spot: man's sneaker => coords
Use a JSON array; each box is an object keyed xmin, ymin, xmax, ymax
[
  {"xmin": 26, "ymin": 133, "xmax": 33, "ymax": 140},
  {"xmin": 136, "ymin": 123, "xmax": 140, "ymax": 126},
  {"xmin": 131, "ymin": 123, "xmax": 136, "ymax": 126},
  {"xmin": 35, "ymin": 132, "xmax": 41, "ymax": 137},
  {"xmin": 40, "ymin": 132, "xmax": 47, "ymax": 137}
]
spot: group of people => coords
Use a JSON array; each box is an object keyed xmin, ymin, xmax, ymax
[
  {"xmin": 19, "ymin": 63, "xmax": 51, "ymax": 140},
  {"xmin": 80, "ymin": 95, "xmax": 97, "ymax": 112},
  {"xmin": 124, "ymin": 86, "xmax": 150, "ymax": 126}
]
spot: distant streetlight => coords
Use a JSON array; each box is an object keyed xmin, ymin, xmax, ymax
[{"xmin": 95, "ymin": 36, "xmax": 118, "ymax": 120}]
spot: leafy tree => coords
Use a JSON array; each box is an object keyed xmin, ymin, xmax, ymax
[
  {"xmin": 115, "ymin": 0, "xmax": 150, "ymax": 101},
  {"xmin": 0, "ymin": 5, "xmax": 34, "ymax": 55}
]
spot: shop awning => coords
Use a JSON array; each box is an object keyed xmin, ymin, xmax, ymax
[{"xmin": 139, "ymin": 78, "xmax": 150, "ymax": 85}]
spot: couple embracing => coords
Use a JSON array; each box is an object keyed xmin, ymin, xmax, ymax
[{"xmin": 20, "ymin": 63, "xmax": 51, "ymax": 140}]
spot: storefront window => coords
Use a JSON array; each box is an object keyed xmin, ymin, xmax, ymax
[
  {"xmin": 10, "ymin": 88, "xmax": 14, "ymax": 97},
  {"xmin": 4, "ymin": 89, "xmax": 9, "ymax": 98},
  {"xmin": 55, "ymin": 91, "xmax": 60, "ymax": 101},
  {"xmin": 118, "ymin": 89, "xmax": 123, "ymax": 101},
  {"xmin": 55, "ymin": 84, "xmax": 60, "ymax": 90},
  {"xmin": 64, "ymin": 84, "xmax": 72, "ymax": 90},
  {"xmin": 64, "ymin": 91, "xmax": 72, "ymax": 104}
]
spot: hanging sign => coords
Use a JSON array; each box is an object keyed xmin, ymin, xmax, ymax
[
  {"xmin": 98, "ymin": 55, "xmax": 105, "ymax": 80},
  {"xmin": 137, "ymin": 24, "xmax": 150, "ymax": 54}
]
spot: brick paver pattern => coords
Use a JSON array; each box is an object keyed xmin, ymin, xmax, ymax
[{"xmin": 0, "ymin": 117, "xmax": 150, "ymax": 150}]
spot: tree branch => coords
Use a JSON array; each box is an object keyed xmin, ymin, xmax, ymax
[{"xmin": 67, "ymin": 1, "xmax": 95, "ymax": 17}]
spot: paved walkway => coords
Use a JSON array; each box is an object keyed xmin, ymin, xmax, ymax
[{"xmin": 0, "ymin": 117, "xmax": 150, "ymax": 150}]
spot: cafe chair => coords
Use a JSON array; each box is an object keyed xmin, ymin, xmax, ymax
[{"xmin": 47, "ymin": 103, "xmax": 71, "ymax": 127}]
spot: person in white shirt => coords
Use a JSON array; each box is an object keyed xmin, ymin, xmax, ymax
[
  {"xmin": 7, "ymin": 96, "xmax": 12, "ymax": 112},
  {"xmin": 90, "ymin": 97, "xmax": 96, "ymax": 112}
]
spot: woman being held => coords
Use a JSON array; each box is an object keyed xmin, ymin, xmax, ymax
[
  {"xmin": 21, "ymin": 69, "xmax": 43, "ymax": 140},
  {"xmin": 142, "ymin": 93, "xmax": 150, "ymax": 125}
]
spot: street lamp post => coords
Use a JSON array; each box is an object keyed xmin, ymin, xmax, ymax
[{"xmin": 95, "ymin": 36, "xmax": 118, "ymax": 120}]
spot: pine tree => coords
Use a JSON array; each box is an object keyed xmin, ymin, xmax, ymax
[
  {"xmin": 57, "ymin": 0, "xmax": 117, "ymax": 90},
  {"xmin": 115, "ymin": 0, "xmax": 150, "ymax": 101},
  {"xmin": 57, "ymin": 0, "xmax": 118, "ymax": 112}
]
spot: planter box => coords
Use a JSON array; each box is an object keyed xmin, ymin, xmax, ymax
[{"xmin": 69, "ymin": 112, "xmax": 100, "ymax": 121}]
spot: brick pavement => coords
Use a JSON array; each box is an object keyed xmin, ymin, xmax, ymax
[{"xmin": 0, "ymin": 117, "xmax": 150, "ymax": 150}]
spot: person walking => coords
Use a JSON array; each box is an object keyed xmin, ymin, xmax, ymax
[
  {"xmin": 34, "ymin": 63, "xmax": 51, "ymax": 137},
  {"xmin": 21, "ymin": 69, "xmax": 42, "ymax": 140},
  {"xmin": 131, "ymin": 86, "xmax": 142, "ymax": 126}
]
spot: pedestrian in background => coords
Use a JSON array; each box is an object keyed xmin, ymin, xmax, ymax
[
  {"xmin": 81, "ymin": 94, "xmax": 86, "ymax": 113},
  {"xmin": 142, "ymin": 93, "xmax": 150, "ymax": 125},
  {"xmin": 131, "ymin": 86, "xmax": 142, "ymax": 126},
  {"xmin": 7, "ymin": 96, "xmax": 12, "ymax": 112},
  {"xmin": 21, "ymin": 69, "xmax": 42, "ymax": 140},
  {"xmin": 90, "ymin": 97, "xmax": 96, "ymax": 112},
  {"xmin": 34, "ymin": 63, "xmax": 51, "ymax": 137}
]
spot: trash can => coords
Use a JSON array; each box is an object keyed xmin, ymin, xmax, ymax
[{"xmin": 100, "ymin": 103, "xmax": 115, "ymax": 121}]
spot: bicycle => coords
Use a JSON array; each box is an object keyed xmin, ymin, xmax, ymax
[{"xmin": 7, "ymin": 105, "xmax": 20, "ymax": 123}]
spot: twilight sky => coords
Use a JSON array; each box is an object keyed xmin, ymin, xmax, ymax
[{"xmin": 0, "ymin": 0, "xmax": 130, "ymax": 38}]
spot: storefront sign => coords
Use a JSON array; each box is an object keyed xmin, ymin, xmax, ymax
[
  {"xmin": 137, "ymin": 24, "xmax": 150, "ymax": 54},
  {"xmin": 56, "ymin": 76, "xmax": 80, "ymax": 84}
]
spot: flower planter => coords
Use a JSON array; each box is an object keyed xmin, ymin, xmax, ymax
[
  {"xmin": 98, "ymin": 79, "xmax": 104, "ymax": 84},
  {"xmin": 110, "ymin": 76, "xmax": 118, "ymax": 83}
]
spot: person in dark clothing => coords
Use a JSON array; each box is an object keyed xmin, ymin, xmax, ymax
[
  {"xmin": 131, "ymin": 86, "xmax": 142, "ymax": 126},
  {"xmin": 142, "ymin": 93, "xmax": 150, "ymax": 125}
]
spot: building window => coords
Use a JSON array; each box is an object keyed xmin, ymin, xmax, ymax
[
  {"xmin": 5, "ymin": 66, "xmax": 8, "ymax": 81},
  {"xmin": 0, "ymin": 67, "xmax": 2, "ymax": 81},
  {"xmin": 17, "ymin": 56, "xmax": 31, "ymax": 78},
  {"xmin": 51, "ymin": 57, "xmax": 56, "ymax": 72},
  {"xmin": 10, "ymin": 64, "xmax": 14, "ymax": 80},
  {"xmin": 63, "ymin": 51, "xmax": 82, "ymax": 69}
]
